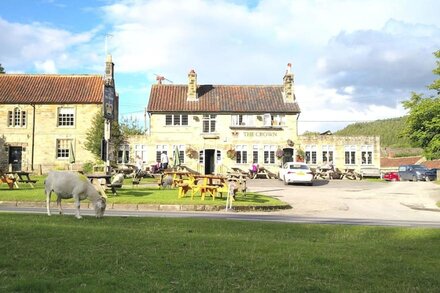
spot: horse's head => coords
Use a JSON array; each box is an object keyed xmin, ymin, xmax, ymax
[{"xmin": 94, "ymin": 196, "xmax": 107, "ymax": 218}]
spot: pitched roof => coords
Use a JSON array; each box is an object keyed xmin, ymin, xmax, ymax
[
  {"xmin": 380, "ymin": 156, "xmax": 423, "ymax": 168},
  {"xmin": 148, "ymin": 84, "xmax": 301, "ymax": 113},
  {"xmin": 422, "ymin": 159, "xmax": 440, "ymax": 169},
  {"xmin": 0, "ymin": 74, "xmax": 103, "ymax": 104}
]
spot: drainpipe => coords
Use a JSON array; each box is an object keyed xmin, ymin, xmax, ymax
[{"xmin": 31, "ymin": 104, "xmax": 36, "ymax": 171}]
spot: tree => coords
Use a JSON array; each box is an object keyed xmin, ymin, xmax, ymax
[
  {"xmin": 84, "ymin": 111, "xmax": 125, "ymax": 160},
  {"xmin": 120, "ymin": 117, "xmax": 145, "ymax": 135},
  {"xmin": 0, "ymin": 64, "xmax": 5, "ymax": 74},
  {"xmin": 402, "ymin": 50, "xmax": 440, "ymax": 159}
]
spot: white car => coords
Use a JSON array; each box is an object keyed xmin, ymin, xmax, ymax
[{"xmin": 278, "ymin": 162, "xmax": 314, "ymax": 186}]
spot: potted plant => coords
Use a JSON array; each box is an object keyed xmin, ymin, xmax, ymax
[
  {"xmin": 276, "ymin": 148, "xmax": 284, "ymax": 159},
  {"xmin": 226, "ymin": 149, "xmax": 236, "ymax": 159},
  {"xmin": 185, "ymin": 146, "xmax": 198, "ymax": 159},
  {"xmin": 296, "ymin": 148, "xmax": 305, "ymax": 162}
]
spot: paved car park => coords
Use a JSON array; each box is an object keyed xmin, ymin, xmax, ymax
[{"xmin": 246, "ymin": 179, "xmax": 440, "ymax": 222}]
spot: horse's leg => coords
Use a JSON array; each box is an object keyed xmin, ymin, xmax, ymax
[
  {"xmin": 57, "ymin": 195, "xmax": 63, "ymax": 215},
  {"xmin": 46, "ymin": 190, "xmax": 52, "ymax": 216},
  {"xmin": 74, "ymin": 195, "xmax": 82, "ymax": 219}
]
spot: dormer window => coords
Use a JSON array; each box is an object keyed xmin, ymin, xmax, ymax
[{"xmin": 8, "ymin": 107, "xmax": 26, "ymax": 127}]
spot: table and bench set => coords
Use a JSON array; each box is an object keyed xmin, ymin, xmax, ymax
[{"xmin": 0, "ymin": 170, "xmax": 38, "ymax": 189}]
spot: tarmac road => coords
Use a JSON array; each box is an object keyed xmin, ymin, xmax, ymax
[
  {"xmin": 246, "ymin": 179, "xmax": 440, "ymax": 222},
  {"xmin": 1, "ymin": 179, "xmax": 439, "ymax": 227}
]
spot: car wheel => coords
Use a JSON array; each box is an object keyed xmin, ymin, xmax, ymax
[
  {"xmin": 283, "ymin": 176, "xmax": 288, "ymax": 185},
  {"xmin": 412, "ymin": 175, "xmax": 417, "ymax": 182},
  {"xmin": 425, "ymin": 176, "xmax": 430, "ymax": 182}
]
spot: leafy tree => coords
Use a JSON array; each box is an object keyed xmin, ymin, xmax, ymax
[
  {"xmin": 0, "ymin": 64, "xmax": 5, "ymax": 74},
  {"xmin": 84, "ymin": 111, "xmax": 125, "ymax": 160},
  {"xmin": 120, "ymin": 117, "xmax": 145, "ymax": 135},
  {"xmin": 402, "ymin": 50, "xmax": 440, "ymax": 159}
]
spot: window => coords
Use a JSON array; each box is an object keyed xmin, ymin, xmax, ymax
[
  {"xmin": 7, "ymin": 107, "xmax": 26, "ymax": 127},
  {"xmin": 305, "ymin": 145, "xmax": 317, "ymax": 164},
  {"xmin": 263, "ymin": 113, "xmax": 285, "ymax": 126},
  {"xmin": 56, "ymin": 139, "xmax": 73, "ymax": 159},
  {"xmin": 345, "ymin": 145, "xmax": 356, "ymax": 165},
  {"xmin": 156, "ymin": 145, "xmax": 167, "ymax": 162},
  {"xmin": 118, "ymin": 144, "xmax": 130, "ymax": 164},
  {"xmin": 58, "ymin": 107, "xmax": 75, "ymax": 127},
  {"xmin": 172, "ymin": 145, "xmax": 185, "ymax": 164},
  {"xmin": 231, "ymin": 115, "xmax": 254, "ymax": 126},
  {"xmin": 165, "ymin": 114, "xmax": 188, "ymax": 126},
  {"xmin": 252, "ymin": 145, "xmax": 259, "ymax": 163},
  {"xmin": 322, "ymin": 145, "xmax": 334, "ymax": 164},
  {"xmin": 263, "ymin": 145, "xmax": 276, "ymax": 164},
  {"xmin": 134, "ymin": 144, "xmax": 147, "ymax": 163},
  {"xmin": 202, "ymin": 114, "xmax": 216, "ymax": 133},
  {"xmin": 361, "ymin": 145, "xmax": 373, "ymax": 165},
  {"xmin": 235, "ymin": 145, "xmax": 248, "ymax": 164}
]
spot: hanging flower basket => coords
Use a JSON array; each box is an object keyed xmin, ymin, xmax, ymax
[
  {"xmin": 185, "ymin": 147, "xmax": 198, "ymax": 159},
  {"xmin": 226, "ymin": 149, "xmax": 236, "ymax": 159},
  {"xmin": 276, "ymin": 148, "xmax": 284, "ymax": 159}
]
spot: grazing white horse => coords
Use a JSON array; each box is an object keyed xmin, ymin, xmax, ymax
[{"xmin": 45, "ymin": 171, "xmax": 106, "ymax": 219}]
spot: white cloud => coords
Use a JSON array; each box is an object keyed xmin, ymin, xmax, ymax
[
  {"xmin": 0, "ymin": 17, "xmax": 99, "ymax": 72},
  {"xmin": 34, "ymin": 59, "xmax": 57, "ymax": 73}
]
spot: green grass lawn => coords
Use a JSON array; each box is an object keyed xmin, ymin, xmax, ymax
[
  {"xmin": 0, "ymin": 213, "xmax": 439, "ymax": 292},
  {"xmin": 0, "ymin": 176, "xmax": 286, "ymax": 207}
]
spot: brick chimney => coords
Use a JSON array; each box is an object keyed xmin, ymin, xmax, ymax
[
  {"xmin": 187, "ymin": 69, "xmax": 198, "ymax": 101},
  {"xmin": 104, "ymin": 54, "xmax": 114, "ymax": 87},
  {"xmin": 283, "ymin": 63, "xmax": 294, "ymax": 103}
]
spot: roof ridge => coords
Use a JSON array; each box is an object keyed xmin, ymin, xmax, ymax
[
  {"xmin": 152, "ymin": 84, "xmax": 283, "ymax": 87},
  {"xmin": 0, "ymin": 74, "xmax": 102, "ymax": 77}
]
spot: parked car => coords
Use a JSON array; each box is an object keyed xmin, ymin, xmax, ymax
[
  {"xmin": 398, "ymin": 165, "xmax": 436, "ymax": 181},
  {"xmin": 278, "ymin": 162, "xmax": 314, "ymax": 186},
  {"xmin": 383, "ymin": 171, "xmax": 400, "ymax": 181}
]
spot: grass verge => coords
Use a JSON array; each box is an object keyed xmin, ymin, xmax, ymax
[
  {"xmin": 0, "ymin": 176, "xmax": 286, "ymax": 207},
  {"xmin": 0, "ymin": 213, "xmax": 439, "ymax": 291}
]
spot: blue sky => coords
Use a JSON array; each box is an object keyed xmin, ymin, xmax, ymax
[{"xmin": 1, "ymin": 0, "xmax": 439, "ymax": 133}]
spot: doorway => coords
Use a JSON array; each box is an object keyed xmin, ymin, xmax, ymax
[
  {"xmin": 282, "ymin": 148, "xmax": 294, "ymax": 165},
  {"xmin": 9, "ymin": 146, "xmax": 22, "ymax": 171},
  {"xmin": 204, "ymin": 149, "xmax": 215, "ymax": 174}
]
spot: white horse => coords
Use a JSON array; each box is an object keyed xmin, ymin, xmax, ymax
[{"xmin": 45, "ymin": 171, "xmax": 106, "ymax": 219}]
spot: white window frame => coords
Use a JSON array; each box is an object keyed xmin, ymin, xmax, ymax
[
  {"xmin": 361, "ymin": 145, "xmax": 373, "ymax": 165},
  {"xmin": 235, "ymin": 145, "xmax": 248, "ymax": 164},
  {"xmin": 134, "ymin": 144, "xmax": 147, "ymax": 163},
  {"xmin": 57, "ymin": 107, "xmax": 75, "ymax": 127},
  {"xmin": 172, "ymin": 144, "xmax": 185, "ymax": 164},
  {"xmin": 252, "ymin": 145, "xmax": 259, "ymax": 163},
  {"xmin": 118, "ymin": 144, "xmax": 130, "ymax": 164},
  {"xmin": 156, "ymin": 145, "xmax": 167, "ymax": 163},
  {"xmin": 56, "ymin": 139, "xmax": 73, "ymax": 160},
  {"xmin": 165, "ymin": 114, "xmax": 188, "ymax": 126},
  {"xmin": 231, "ymin": 114, "xmax": 254, "ymax": 126},
  {"xmin": 305, "ymin": 145, "xmax": 317, "ymax": 165},
  {"xmin": 202, "ymin": 114, "xmax": 216, "ymax": 133},
  {"xmin": 263, "ymin": 145, "xmax": 276, "ymax": 164},
  {"xmin": 344, "ymin": 145, "xmax": 357, "ymax": 165},
  {"xmin": 8, "ymin": 107, "xmax": 26, "ymax": 127},
  {"xmin": 321, "ymin": 145, "xmax": 334, "ymax": 164}
]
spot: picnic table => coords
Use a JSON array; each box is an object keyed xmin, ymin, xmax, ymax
[
  {"xmin": 86, "ymin": 174, "xmax": 117, "ymax": 195},
  {"xmin": 177, "ymin": 174, "xmax": 227, "ymax": 200},
  {"xmin": 1, "ymin": 170, "xmax": 17, "ymax": 189},
  {"xmin": 5, "ymin": 171, "xmax": 37, "ymax": 188}
]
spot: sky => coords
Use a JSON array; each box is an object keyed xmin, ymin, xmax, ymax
[{"xmin": 1, "ymin": 0, "xmax": 439, "ymax": 133}]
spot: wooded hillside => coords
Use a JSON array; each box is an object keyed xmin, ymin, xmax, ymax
[{"xmin": 334, "ymin": 117, "xmax": 411, "ymax": 148}]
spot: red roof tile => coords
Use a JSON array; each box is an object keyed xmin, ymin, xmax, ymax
[
  {"xmin": 148, "ymin": 84, "xmax": 301, "ymax": 113},
  {"xmin": 422, "ymin": 159, "xmax": 440, "ymax": 169},
  {"xmin": 0, "ymin": 74, "xmax": 103, "ymax": 104},
  {"xmin": 380, "ymin": 156, "xmax": 423, "ymax": 168}
]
